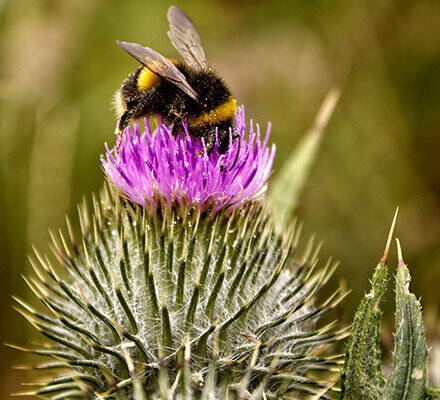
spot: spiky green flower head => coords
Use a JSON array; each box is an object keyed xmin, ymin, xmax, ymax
[{"xmin": 12, "ymin": 108, "xmax": 347, "ymax": 399}]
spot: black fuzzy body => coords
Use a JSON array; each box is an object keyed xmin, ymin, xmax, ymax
[{"xmin": 117, "ymin": 64, "xmax": 235, "ymax": 153}]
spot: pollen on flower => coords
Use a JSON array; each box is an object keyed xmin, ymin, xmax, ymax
[{"xmin": 101, "ymin": 106, "xmax": 275, "ymax": 212}]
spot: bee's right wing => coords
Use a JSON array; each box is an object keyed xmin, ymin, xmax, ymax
[
  {"xmin": 167, "ymin": 5, "xmax": 208, "ymax": 71},
  {"xmin": 117, "ymin": 40, "xmax": 199, "ymax": 101}
]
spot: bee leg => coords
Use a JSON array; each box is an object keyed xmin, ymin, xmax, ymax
[
  {"xmin": 170, "ymin": 119, "xmax": 183, "ymax": 137},
  {"xmin": 116, "ymin": 111, "xmax": 130, "ymax": 151},
  {"xmin": 205, "ymin": 133, "xmax": 216, "ymax": 154},
  {"xmin": 194, "ymin": 131, "xmax": 215, "ymax": 157},
  {"xmin": 228, "ymin": 133, "xmax": 241, "ymax": 171},
  {"xmin": 169, "ymin": 122, "xmax": 175, "ymax": 135},
  {"xmin": 116, "ymin": 109, "xmax": 137, "ymax": 151},
  {"xmin": 116, "ymin": 131, "xmax": 123, "ymax": 152}
]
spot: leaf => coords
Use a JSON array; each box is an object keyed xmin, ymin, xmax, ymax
[
  {"xmin": 340, "ymin": 262, "xmax": 387, "ymax": 400},
  {"xmin": 270, "ymin": 87, "xmax": 340, "ymax": 228},
  {"xmin": 340, "ymin": 209, "xmax": 398, "ymax": 400},
  {"xmin": 383, "ymin": 239, "xmax": 427, "ymax": 400},
  {"xmin": 426, "ymin": 388, "xmax": 440, "ymax": 399}
]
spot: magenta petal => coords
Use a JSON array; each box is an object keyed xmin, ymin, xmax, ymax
[{"xmin": 101, "ymin": 106, "xmax": 275, "ymax": 212}]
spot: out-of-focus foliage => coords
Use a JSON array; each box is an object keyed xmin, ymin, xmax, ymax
[
  {"xmin": 270, "ymin": 87, "xmax": 340, "ymax": 228},
  {"xmin": 1, "ymin": 0, "xmax": 439, "ymax": 397}
]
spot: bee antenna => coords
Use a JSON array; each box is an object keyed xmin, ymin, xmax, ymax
[{"xmin": 228, "ymin": 134, "xmax": 241, "ymax": 171}]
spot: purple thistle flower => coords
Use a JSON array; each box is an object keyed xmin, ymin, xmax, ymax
[{"xmin": 101, "ymin": 106, "xmax": 275, "ymax": 212}]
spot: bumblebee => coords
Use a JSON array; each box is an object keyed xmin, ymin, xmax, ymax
[{"xmin": 114, "ymin": 5, "xmax": 237, "ymax": 154}]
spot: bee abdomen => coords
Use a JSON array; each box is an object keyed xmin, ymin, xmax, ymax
[{"xmin": 188, "ymin": 97, "xmax": 237, "ymax": 129}]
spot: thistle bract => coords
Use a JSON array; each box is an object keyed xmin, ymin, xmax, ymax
[
  {"xmin": 102, "ymin": 106, "xmax": 275, "ymax": 212},
  {"xmin": 14, "ymin": 189, "xmax": 346, "ymax": 399}
]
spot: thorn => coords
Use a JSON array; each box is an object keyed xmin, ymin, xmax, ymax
[
  {"xmin": 20, "ymin": 382, "xmax": 43, "ymax": 387},
  {"xmin": 75, "ymin": 282, "xmax": 90, "ymax": 306},
  {"xmin": 121, "ymin": 343, "xmax": 135, "ymax": 375},
  {"xmin": 317, "ymin": 320, "xmax": 337, "ymax": 335},
  {"xmin": 395, "ymin": 238, "xmax": 405, "ymax": 267},
  {"xmin": 213, "ymin": 312, "xmax": 223, "ymax": 327},
  {"xmin": 170, "ymin": 369, "xmax": 182, "ymax": 394},
  {"xmin": 82, "ymin": 238, "xmax": 92, "ymax": 269},
  {"xmin": 241, "ymin": 333, "xmax": 261, "ymax": 344},
  {"xmin": 4, "ymin": 343, "xmax": 29, "ymax": 352},
  {"xmin": 111, "ymin": 318, "xmax": 124, "ymax": 334},
  {"xmin": 93, "ymin": 217, "xmax": 99, "ymax": 247},
  {"xmin": 160, "ymin": 288, "xmax": 165, "ymax": 309},
  {"xmin": 31, "ymin": 246, "xmax": 49, "ymax": 273},
  {"xmin": 12, "ymin": 306, "xmax": 38, "ymax": 323},
  {"xmin": 48, "ymin": 229, "xmax": 61, "ymax": 254},
  {"xmin": 183, "ymin": 335, "xmax": 191, "ymax": 362},
  {"xmin": 11, "ymin": 391, "xmax": 35, "ymax": 397},
  {"xmin": 58, "ymin": 228, "xmax": 72, "ymax": 259},
  {"xmin": 12, "ymin": 365, "xmax": 32, "ymax": 370},
  {"xmin": 381, "ymin": 207, "xmax": 399, "ymax": 265}
]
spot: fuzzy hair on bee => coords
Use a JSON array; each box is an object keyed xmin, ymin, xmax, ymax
[
  {"xmin": 112, "ymin": 87, "xmax": 127, "ymax": 119},
  {"xmin": 114, "ymin": 5, "xmax": 238, "ymax": 154}
]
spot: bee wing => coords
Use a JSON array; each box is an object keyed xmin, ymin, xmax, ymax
[
  {"xmin": 117, "ymin": 40, "xmax": 199, "ymax": 101},
  {"xmin": 167, "ymin": 5, "xmax": 208, "ymax": 71}
]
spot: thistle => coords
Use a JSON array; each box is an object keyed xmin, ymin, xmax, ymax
[
  {"xmin": 102, "ymin": 107, "xmax": 275, "ymax": 213},
  {"xmin": 10, "ymin": 106, "xmax": 347, "ymax": 399}
]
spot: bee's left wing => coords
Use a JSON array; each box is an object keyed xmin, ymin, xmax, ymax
[
  {"xmin": 117, "ymin": 40, "xmax": 199, "ymax": 101},
  {"xmin": 167, "ymin": 5, "xmax": 209, "ymax": 71}
]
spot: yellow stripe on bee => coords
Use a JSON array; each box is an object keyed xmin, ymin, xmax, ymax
[
  {"xmin": 137, "ymin": 67, "xmax": 159, "ymax": 90},
  {"xmin": 189, "ymin": 98, "xmax": 237, "ymax": 129}
]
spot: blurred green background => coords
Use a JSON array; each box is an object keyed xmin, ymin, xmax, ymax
[{"xmin": 1, "ymin": 0, "xmax": 439, "ymax": 396}]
